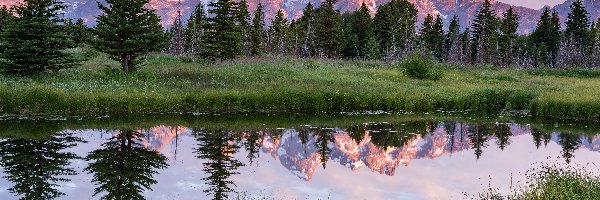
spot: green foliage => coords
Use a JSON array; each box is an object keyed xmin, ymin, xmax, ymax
[
  {"xmin": 531, "ymin": 7, "xmax": 562, "ymax": 66},
  {"xmin": 202, "ymin": 0, "xmax": 241, "ymax": 60},
  {"xmin": 66, "ymin": 18, "xmax": 92, "ymax": 46},
  {"xmin": 0, "ymin": 0, "xmax": 76, "ymax": 76},
  {"xmin": 93, "ymin": 0, "xmax": 168, "ymax": 73},
  {"xmin": 373, "ymin": 0, "xmax": 418, "ymax": 58},
  {"xmin": 400, "ymin": 54, "xmax": 443, "ymax": 80},
  {"xmin": 470, "ymin": 0, "xmax": 500, "ymax": 65},
  {"xmin": 237, "ymin": 0, "xmax": 251, "ymax": 56},
  {"xmin": 471, "ymin": 162, "xmax": 600, "ymax": 199},
  {"xmin": 269, "ymin": 9, "xmax": 288, "ymax": 54},
  {"xmin": 184, "ymin": 2, "xmax": 208, "ymax": 56},
  {"xmin": 565, "ymin": 0, "xmax": 591, "ymax": 48},
  {"xmin": 250, "ymin": 3, "xmax": 265, "ymax": 56},
  {"xmin": 420, "ymin": 14, "xmax": 445, "ymax": 61},
  {"xmin": 84, "ymin": 129, "xmax": 168, "ymax": 200},
  {"xmin": 314, "ymin": 0, "xmax": 344, "ymax": 58},
  {"xmin": 499, "ymin": 7, "xmax": 520, "ymax": 66}
]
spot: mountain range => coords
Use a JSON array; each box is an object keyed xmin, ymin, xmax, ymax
[{"xmin": 1, "ymin": 0, "xmax": 599, "ymax": 34}]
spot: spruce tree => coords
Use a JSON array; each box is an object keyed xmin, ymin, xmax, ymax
[
  {"xmin": 470, "ymin": 0, "xmax": 499, "ymax": 65},
  {"xmin": 565, "ymin": 0, "xmax": 590, "ymax": 49},
  {"xmin": 184, "ymin": 3, "xmax": 207, "ymax": 56},
  {"xmin": 445, "ymin": 15, "xmax": 461, "ymax": 62},
  {"xmin": 314, "ymin": 0, "xmax": 344, "ymax": 58},
  {"xmin": 236, "ymin": 0, "xmax": 251, "ymax": 56},
  {"xmin": 250, "ymin": 3, "xmax": 265, "ymax": 56},
  {"xmin": 431, "ymin": 15, "xmax": 445, "ymax": 61},
  {"xmin": 373, "ymin": 0, "xmax": 418, "ymax": 60},
  {"xmin": 342, "ymin": 12, "xmax": 359, "ymax": 59},
  {"xmin": 69, "ymin": 18, "xmax": 92, "ymax": 46},
  {"xmin": 0, "ymin": 6, "xmax": 12, "ymax": 32},
  {"xmin": 167, "ymin": 10, "xmax": 185, "ymax": 56},
  {"xmin": 270, "ymin": 9, "xmax": 288, "ymax": 54},
  {"xmin": 202, "ymin": 0, "xmax": 241, "ymax": 60},
  {"xmin": 499, "ymin": 7, "xmax": 519, "ymax": 66},
  {"xmin": 298, "ymin": 3, "xmax": 317, "ymax": 57},
  {"xmin": 531, "ymin": 7, "xmax": 562, "ymax": 66},
  {"xmin": 0, "ymin": 0, "xmax": 76, "ymax": 76},
  {"xmin": 94, "ymin": 0, "xmax": 168, "ymax": 73},
  {"xmin": 352, "ymin": 2, "xmax": 375, "ymax": 59}
]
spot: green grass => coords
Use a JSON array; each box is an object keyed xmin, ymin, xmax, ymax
[
  {"xmin": 1, "ymin": 48, "xmax": 600, "ymax": 119},
  {"xmin": 470, "ymin": 162, "xmax": 600, "ymax": 200}
]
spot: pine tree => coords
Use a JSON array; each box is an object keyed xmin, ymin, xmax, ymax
[
  {"xmin": 69, "ymin": 18, "xmax": 92, "ymax": 46},
  {"xmin": 499, "ymin": 7, "xmax": 519, "ymax": 67},
  {"xmin": 590, "ymin": 20, "xmax": 600, "ymax": 67},
  {"xmin": 565, "ymin": 0, "xmax": 590, "ymax": 49},
  {"xmin": 342, "ymin": 12, "xmax": 359, "ymax": 59},
  {"xmin": 351, "ymin": 2, "xmax": 376, "ymax": 59},
  {"xmin": 202, "ymin": 0, "xmax": 241, "ymax": 60},
  {"xmin": 374, "ymin": 0, "xmax": 418, "ymax": 61},
  {"xmin": 0, "ymin": 0, "xmax": 76, "ymax": 76},
  {"xmin": 445, "ymin": 15, "xmax": 461, "ymax": 63},
  {"xmin": 0, "ymin": 6, "xmax": 13, "ymax": 32},
  {"xmin": 94, "ymin": 0, "xmax": 168, "ymax": 73},
  {"xmin": 269, "ymin": 9, "xmax": 288, "ymax": 54},
  {"xmin": 531, "ymin": 7, "xmax": 562, "ymax": 66},
  {"xmin": 250, "ymin": 3, "xmax": 266, "ymax": 56},
  {"xmin": 365, "ymin": 35, "xmax": 381, "ymax": 60},
  {"xmin": 420, "ymin": 14, "xmax": 445, "ymax": 61},
  {"xmin": 184, "ymin": 3, "xmax": 207, "ymax": 56},
  {"xmin": 167, "ymin": 9, "xmax": 185, "ymax": 56},
  {"xmin": 298, "ymin": 3, "xmax": 317, "ymax": 57},
  {"xmin": 314, "ymin": 0, "xmax": 344, "ymax": 58},
  {"xmin": 470, "ymin": 0, "xmax": 499, "ymax": 65},
  {"xmin": 236, "ymin": 0, "xmax": 251, "ymax": 56}
]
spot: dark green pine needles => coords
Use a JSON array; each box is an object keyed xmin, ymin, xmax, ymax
[
  {"xmin": 0, "ymin": 0, "xmax": 76, "ymax": 76},
  {"xmin": 93, "ymin": 0, "xmax": 168, "ymax": 73}
]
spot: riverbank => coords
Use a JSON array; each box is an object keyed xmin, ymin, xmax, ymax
[{"xmin": 1, "ymin": 49, "xmax": 600, "ymax": 119}]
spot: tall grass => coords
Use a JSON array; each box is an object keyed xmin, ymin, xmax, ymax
[
  {"xmin": 1, "ymin": 49, "xmax": 600, "ymax": 119},
  {"xmin": 469, "ymin": 162, "xmax": 600, "ymax": 200}
]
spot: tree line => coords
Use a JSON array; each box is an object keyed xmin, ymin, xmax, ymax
[{"xmin": 0, "ymin": 0, "xmax": 599, "ymax": 75}]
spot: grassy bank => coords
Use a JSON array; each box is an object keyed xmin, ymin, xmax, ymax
[
  {"xmin": 1, "ymin": 48, "xmax": 600, "ymax": 119},
  {"xmin": 471, "ymin": 162, "xmax": 600, "ymax": 199}
]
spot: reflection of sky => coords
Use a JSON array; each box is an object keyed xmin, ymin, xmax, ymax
[{"xmin": 0, "ymin": 127, "xmax": 598, "ymax": 200}]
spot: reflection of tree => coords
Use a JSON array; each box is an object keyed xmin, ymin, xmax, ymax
[
  {"xmin": 468, "ymin": 125, "xmax": 491, "ymax": 159},
  {"xmin": 346, "ymin": 123, "xmax": 366, "ymax": 144},
  {"xmin": 492, "ymin": 123, "xmax": 512, "ymax": 150},
  {"xmin": 84, "ymin": 129, "xmax": 168, "ymax": 200},
  {"xmin": 531, "ymin": 128, "xmax": 551, "ymax": 149},
  {"xmin": 195, "ymin": 129, "xmax": 244, "ymax": 200},
  {"xmin": 314, "ymin": 128, "xmax": 334, "ymax": 169},
  {"xmin": 557, "ymin": 133, "xmax": 581, "ymax": 164},
  {"xmin": 0, "ymin": 133, "xmax": 83, "ymax": 200},
  {"xmin": 244, "ymin": 131, "xmax": 261, "ymax": 164},
  {"xmin": 368, "ymin": 123, "xmax": 420, "ymax": 151}
]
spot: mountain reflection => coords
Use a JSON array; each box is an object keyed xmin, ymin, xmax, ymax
[
  {"xmin": 0, "ymin": 132, "xmax": 83, "ymax": 200},
  {"xmin": 84, "ymin": 129, "xmax": 168, "ymax": 200}
]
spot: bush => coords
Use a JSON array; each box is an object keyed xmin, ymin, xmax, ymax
[{"xmin": 400, "ymin": 54, "xmax": 443, "ymax": 80}]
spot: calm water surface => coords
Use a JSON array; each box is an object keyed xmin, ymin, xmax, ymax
[{"xmin": 0, "ymin": 114, "xmax": 598, "ymax": 200}]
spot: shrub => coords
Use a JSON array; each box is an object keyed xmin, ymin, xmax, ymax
[{"xmin": 399, "ymin": 54, "xmax": 443, "ymax": 80}]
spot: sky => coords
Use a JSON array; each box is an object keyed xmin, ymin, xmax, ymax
[{"xmin": 496, "ymin": 0, "xmax": 566, "ymax": 9}]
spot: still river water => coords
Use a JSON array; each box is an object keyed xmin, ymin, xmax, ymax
[{"xmin": 0, "ymin": 113, "xmax": 598, "ymax": 200}]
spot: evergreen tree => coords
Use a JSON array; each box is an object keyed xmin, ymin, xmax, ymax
[
  {"xmin": 236, "ymin": 0, "xmax": 251, "ymax": 56},
  {"xmin": 94, "ymin": 0, "xmax": 168, "ymax": 73},
  {"xmin": 84, "ymin": 129, "xmax": 168, "ymax": 200},
  {"xmin": 445, "ymin": 15, "xmax": 462, "ymax": 63},
  {"xmin": 68, "ymin": 18, "xmax": 92, "ymax": 46},
  {"xmin": 0, "ymin": 0, "xmax": 76, "ymax": 76},
  {"xmin": 269, "ymin": 9, "xmax": 288, "ymax": 54},
  {"xmin": 184, "ymin": 3, "xmax": 207, "ymax": 56},
  {"xmin": 420, "ymin": 14, "xmax": 444, "ymax": 61},
  {"xmin": 499, "ymin": 7, "xmax": 520, "ymax": 66},
  {"xmin": 0, "ymin": 133, "xmax": 83, "ymax": 200},
  {"xmin": 202, "ymin": 0, "xmax": 241, "ymax": 60},
  {"xmin": 373, "ymin": 0, "xmax": 418, "ymax": 61},
  {"xmin": 342, "ymin": 12, "xmax": 359, "ymax": 59},
  {"xmin": 470, "ymin": 0, "xmax": 500, "ymax": 65},
  {"xmin": 167, "ymin": 9, "xmax": 185, "ymax": 56},
  {"xmin": 351, "ymin": 2, "xmax": 376, "ymax": 59},
  {"xmin": 565, "ymin": 0, "xmax": 590, "ymax": 49},
  {"xmin": 531, "ymin": 7, "xmax": 562, "ymax": 66},
  {"xmin": 250, "ymin": 3, "xmax": 266, "ymax": 56},
  {"xmin": 298, "ymin": 3, "xmax": 317, "ymax": 57},
  {"xmin": 0, "ymin": 6, "xmax": 11, "ymax": 31},
  {"xmin": 314, "ymin": 0, "xmax": 344, "ymax": 58}
]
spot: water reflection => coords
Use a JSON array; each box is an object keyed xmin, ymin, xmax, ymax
[
  {"xmin": 0, "ymin": 133, "xmax": 83, "ymax": 200},
  {"xmin": 84, "ymin": 129, "xmax": 168, "ymax": 199},
  {"xmin": 0, "ymin": 118, "xmax": 598, "ymax": 199},
  {"xmin": 193, "ymin": 128, "xmax": 244, "ymax": 200}
]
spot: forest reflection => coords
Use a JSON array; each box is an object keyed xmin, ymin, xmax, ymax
[{"xmin": 0, "ymin": 120, "xmax": 597, "ymax": 200}]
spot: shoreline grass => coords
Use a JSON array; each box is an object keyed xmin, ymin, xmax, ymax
[{"xmin": 2, "ymin": 49, "xmax": 600, "ymax": 119}]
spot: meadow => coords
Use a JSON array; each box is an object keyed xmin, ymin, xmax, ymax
[{"xmin": 1, "ymin": 48, "xmax": 600, "ymax": 119}]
